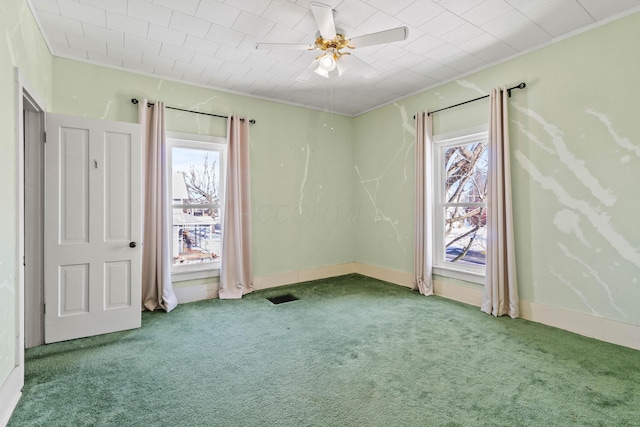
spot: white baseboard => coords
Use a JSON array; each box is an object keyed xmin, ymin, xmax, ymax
[
  {"xmin": 253, "ymin": 263, "xmax": 357, "ymax": 290},
  {"xmin": 0, "ymin": 366, "xmax": 23, "ymax": 427},
  {"xmin": 358, "ymin": 264, "xmax": 640, "ymax": 352},
  {"xmin": 171, "ymin": 262, "xmax": 640, "ymax": 351},
  {"xmin": 353, "ymin": 263, "xmax": 414, "ymax": 288},
  {"xmin": 174, "ymin": 263, "xmax": 358, "ymax": 303}
]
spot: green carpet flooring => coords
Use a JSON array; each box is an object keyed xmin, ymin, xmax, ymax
[{"xmin": 9, "ymin": 274, "xmax": 640, "ymax": 426}]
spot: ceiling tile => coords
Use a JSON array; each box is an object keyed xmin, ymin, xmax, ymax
[
  {"xmin": 128, "ymin": 0, "xmax": 172, "ymax": 27},
  {"xmin": 40, "ymin": 28, "xmax": 69, "ymax": 48},
  {"xmin": 404, "ymin": 33, "xmax": 444, "ymax": 55},
  {"xmin": 262, "ymin": 23, "xmax": 308, "ymax": 44},
  {"xmin": 578, "ymin": 0, "xmax": 640, "ymax": 20},
  {"xmin": 232, "ymin": 11, "xmax": 275, "ymax": 39},
  {"xmin": 206, "ymin": 23, "xmax": 246, "ymax": 48},
  {"xmin": 148, "ymin": 24, "xmax": 186, "ymax": 47},
  {"xmin": 142, "ymin": 52, "xmax": 175, "ymax": 70},
  {"xmin": 196, "ymin": 0, "xmax": 242, "ymax": 28},
  {"xmin": 57, "ymin": 0, "xmax": 106, "ymax": 27},
  {"xmin": 37, "ymin": 11, "xmax": 84, "ymax": 36},
  {"xmin": 525, "ymin": 0, "xmax": 595, "ymax": 36},
  {"xmin": 215, "ymin": 44, "xmax": 250, "ymax": 63},
  {"xmin": 183, "ymin": 35, "xmax": 221, "ymax": 55},
  {"xmin": 31, "ymin": 0, "xmax": 60, "ymax": 14},
  {"xmin": 395, "ymin": 1, "xmax": 446, "ymax": 28},
  {"xmin": 67, "ymin": 33, "xmax": 106, "ymax": 54},
  {"xmin": 108, "ymin": 44, "xmax": 144, "ymax": 63},
  {"xmin": 190, "ymin": 52, "xmax": 225, "ymax": 69},
  {"xmin": 87, "ymin": 50, "xmax": 123, "ymax": 67},
  {"xmin": 419, "ymin": 10, "xmax": 466, "ymax": 37},
  {"xmin": 80, "ymin": 0, "xmax": 127, "ymax": 15},
  {"xmin": 506, "ymin": 0, "xmax": 554, "ymax": 14},
  {"xmin": 124, "ymin": 34, "xmax": 162, "ymax": 55},
  {"xmin": 462, "ymin": 0, "xmax": 513, "ymax": 26},
  {"xmin": 82, "ymin": 22, "xmax": 124, "ymax": 46},
  {"xmin": 439, "ymin": 22, "xmax": 485, "ymax": 46},
  {"xmin": 366, "ymin": 0, "xmax": 416, "ymax": 16},
  {"xmin": 224, "ymin": 0, "xmax": 272, "ymax": 16},
  {"xmin": 169, "ymin": 11, "xmax": 212, "ymax": 38},
  {"xmin": 436, "ymin": 0, "xmax": 486, "ymax": 15},
  {"xmin": 152, "ymin": 0, "xmax": 200, "ymax": 16},
  {"xmin": 496, "ymin": 21, "xmax": 551, "ymax": 51},
  {"xmin": 480, "ymin": 8, "xmax": 530, "ymax": 37},
  {"xmin": 359, "ymin": 11, "xmax": 404, "ymax": 35},
  {"xmin": 173, "ymin": 60, "xmax": 203, "ymax": 75},
  {"xmin": 106, "ymin": 12, "xmax": 149, "ymax": 38},
  {"xmin": 262, "ymin": 0, "xmax": 310, "ymax": 29},
  {"xmin": 160, "ymin": 44, "xmax": 195, "ymax": 63}
]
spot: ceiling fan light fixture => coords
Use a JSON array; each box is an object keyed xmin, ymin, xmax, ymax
[
  {"xmin": 318, "ymin": 52, "xmax": 336, "ymax": 71},
  {"xmin": 314, "ymin": 66, "xmax": 330, "ymax": 78}
]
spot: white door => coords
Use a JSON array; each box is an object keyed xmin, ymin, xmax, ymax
[{"xmin": 44, "ymin": 113, "xmax": 142, "ymax": 343}]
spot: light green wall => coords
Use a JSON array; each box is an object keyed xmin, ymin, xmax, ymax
[
  {"xmin": 0, "ymin": 0, "xmax": 52, "ymax": 390},
  {"xmin": 51, "ymin": 58, "xmax": 355, "ymax": 278},
  {"xmin": 354, "ymin": 12, "xmax": 640, "ymax": 326}
]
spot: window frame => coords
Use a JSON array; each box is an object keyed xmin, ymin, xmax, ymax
[
  {"xmin": 166, "ymin": 131, "xmax": 226, "ymax": 281},
  {"xmin": 432, "ymin": 125, "xmax": 488, "ymax": 285}
]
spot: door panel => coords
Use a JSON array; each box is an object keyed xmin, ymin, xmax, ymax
[{"xmin": 45, "ymin": 113, "xmax": 142, "ymax": 343}]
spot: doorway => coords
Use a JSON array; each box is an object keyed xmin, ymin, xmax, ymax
[{"xmin": 23, "ymin": 90, "xmax": 45, "ymax": 348}]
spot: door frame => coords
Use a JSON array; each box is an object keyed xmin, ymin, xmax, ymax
[
  {"xmin": 0, "ymin": 68, "xmax": 47, "ymax": 425},
  {"xmin": 24, "ymin": 89, "xmax": 45, "ymax": 348}
]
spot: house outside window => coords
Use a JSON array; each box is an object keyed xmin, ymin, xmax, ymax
[
  {"xmin": 167, "ymin": 132, "xmax": 226, "ymax": 279},
  {"xmin": 433, "ymin": 127, "xmax": 488, "ymax": 284}
]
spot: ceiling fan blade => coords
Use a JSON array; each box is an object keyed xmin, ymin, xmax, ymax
[
  {"xmin": 348, "ymin": 26, "xmax": 409, "ymax": 49},
  {"xmin": 310, "ymin": 2, "xmax": 336, "ymax": 40},
  {"xmin": 255, "ymin": 42, "xmax": 314, "ymax": 50},
  {"xmin": 296, "ymin": 60, "xmax": 319, "ymax": 82}
]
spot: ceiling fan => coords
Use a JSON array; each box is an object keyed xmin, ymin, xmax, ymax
[{"xmin": 255, "ymin": 2, "xmax": 409, "ymax": 81}]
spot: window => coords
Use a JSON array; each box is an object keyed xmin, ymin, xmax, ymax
[
  {"xmin": 167, "ymin": 132, "xmax": 226, "ymax": 279},
  {"xmin": 433, "ymin": 127, "xmax": 488, "ymax": 283}
]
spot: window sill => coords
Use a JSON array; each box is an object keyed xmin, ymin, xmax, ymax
[
  {"xmin": 433, "ymin": 266, "xmax": 485, "ymax": 285},
  {"xmin": 171, "ymin": 264, "xmax": 220, "ymax": 282}
]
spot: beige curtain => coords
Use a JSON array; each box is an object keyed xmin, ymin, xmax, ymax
[
  {"xmin": 414, "ymin": 112, "xmax": 434, "ymax": 296},
  {"xmin": 220, "ymin": 115, "xmax": 253, "ymax": 299},
  {"xmin": 481, "ymin": 88, "xmax": 519, "ymax": 318},
  {"xmin": 139, "ymin": 99, "xmax": 178, "ymax": 312}
]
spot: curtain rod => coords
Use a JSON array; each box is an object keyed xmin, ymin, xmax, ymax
[
  {"xmin": 414, "ymin": 82, "xmax": 526, "ymax": 118},
  {"xmin": 130, "ymin": 98, "xmax": 256, "ymax": 124}
]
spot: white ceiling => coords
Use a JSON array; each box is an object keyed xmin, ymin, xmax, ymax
[{"xmin": 29, "ymin": 0, "xmax": 640, "ymax": 116}]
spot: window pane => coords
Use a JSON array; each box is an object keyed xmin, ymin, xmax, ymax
[
  {"xmin": 172, "ymin": 208, "xmax": 221, "ymax": 266},
  {"xmin": 444, "ymin": 206, "xmax": 486, "ymax": 266},
  {"xmin": 171, "ymin": 144, "xmax": 223, "ymax": 269},
  {"xmin": 172, "ymin": 147, "xmax": 221, "ymax": 205},
  {"xmin": 443, "ymin": 141, "xmax": 487, "ymax": 204}
]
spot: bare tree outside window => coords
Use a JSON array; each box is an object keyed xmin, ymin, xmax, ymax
[
  {"xmin": 442, "ymin": 140, "xmax": 488, "ymax": 266},
  {"xmin": 182, "ymin": 153, "xmax": 220, "ymax": 214}
]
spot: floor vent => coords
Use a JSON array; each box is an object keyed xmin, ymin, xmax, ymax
[{"xmin": 266, "ymin": 294, "xmax": 299, "ymax": 305}]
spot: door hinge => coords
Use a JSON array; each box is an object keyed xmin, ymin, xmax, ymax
[{"xmin": 43, "ymin": 132, "xmax": 47, "ymax": 143}]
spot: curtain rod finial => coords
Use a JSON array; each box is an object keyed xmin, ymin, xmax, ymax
[{"xmin": 131, "ymin": 98, "xmax": 139, "ymax": 105}]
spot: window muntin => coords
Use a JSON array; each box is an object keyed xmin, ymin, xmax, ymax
[
  {"xmin": 168, "ymin": 133, "xmax": 226, "ymax": 277},
  {"xmin": 434, "ymin": 130, "xmax": 488, "ymax": 282}
]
